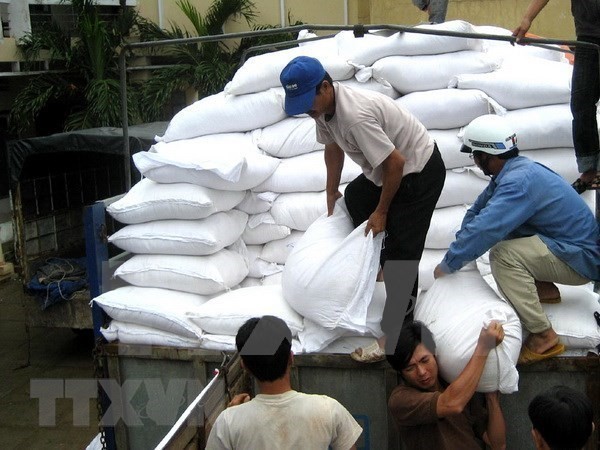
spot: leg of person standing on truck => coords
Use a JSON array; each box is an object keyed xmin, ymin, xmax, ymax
[
  {"xmin": 344, "ymin": 148, "xmax": 445, "ymax": 360},
  {"xmin": 411, "ymin": 0, "xmax": 449, "ymax": 24},
  {"xmin": 514, "ymin": 0, "xmax": 600, "ymax": 193}
]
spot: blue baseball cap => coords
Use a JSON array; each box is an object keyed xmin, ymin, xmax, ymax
[{"xmin": 280, "ymin": 56, "xmax": 326, "ymax": 115}]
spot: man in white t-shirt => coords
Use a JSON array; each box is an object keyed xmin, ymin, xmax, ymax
[
  {"xmin": 280, "ymin": 56, "xmax": 446, "ymax": 363},
  {"xmin": 206, "ymin": 315, "xmax": 362, "ymax": 449}
]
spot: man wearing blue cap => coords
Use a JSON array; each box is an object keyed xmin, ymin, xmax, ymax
[{"xmin": 280, "ymin": 56, "xmax": 446, "ymax": 362}]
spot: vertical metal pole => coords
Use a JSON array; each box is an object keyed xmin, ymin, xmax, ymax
[{"xmin": 119, "ymin": 48, "xmax": 131, "ymax": 191}]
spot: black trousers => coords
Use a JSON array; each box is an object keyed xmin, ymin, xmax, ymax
[{"xmin": 344, "ymin": 145, "xmax": 446, "ymax": 335}]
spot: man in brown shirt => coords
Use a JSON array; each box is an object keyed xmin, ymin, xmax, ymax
[{"xmin": 386, "ymin": 321, "xmax": 506, "ymax": 450}]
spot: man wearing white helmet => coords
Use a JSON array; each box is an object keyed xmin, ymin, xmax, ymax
[{"xmin": 434, "ymin": 114, "xmax": 600, "ymax": 365}]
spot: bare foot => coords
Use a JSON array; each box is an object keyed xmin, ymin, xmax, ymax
[
  {"xmin": 377, "ymin": 334, "xmax": 387, "ymax": 351},
  {"xmin": 525, "ymin": 328, "xmax": 559, "ymax": 354}
]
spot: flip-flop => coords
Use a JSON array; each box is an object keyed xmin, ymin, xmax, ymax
[
  {"xmin": 571, "ymin": 177, "xmax": 589, "ymax": 194},
  {"xmin": 534, "ymin": 280, "xmax": 561, "ymax": 304},
  {"xmin": 350, "ymin": 342, "xmax": 385, "ymax": 363},
  {"xmin": 517, "ymin": 343, "xmax": 565, "ymax": 365},
  {"xmin": 587, "ymin": 174, "xmax": 600, "ymax": 190}
]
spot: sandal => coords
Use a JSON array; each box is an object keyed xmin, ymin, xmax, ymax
[
  {"xmin": 350, "ymin": 342, "xmax": 385, "ymax": 363},
  {"xmin": 587, "ymin": 174, "xmax": 600, "ymax": 190},
  {"xmin": 571, "ymin": 174, "xmax": 600, "ymax": 194},
  {"xmin": 517, "ymin": 343, "xmax": 565, "ymax": 365},
  {"xmin": 571, "ymin": 177, "xmax": 589, "ymax": 194}
]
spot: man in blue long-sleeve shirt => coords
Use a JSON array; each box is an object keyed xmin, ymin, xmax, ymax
[{"xmin": 434, "ymin": 115, "xmax": 600, "ymax": 364}]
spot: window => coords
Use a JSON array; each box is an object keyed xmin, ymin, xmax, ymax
[{"xmin": 28, "ymin": 2, "xmax": 136, "ymax": 36}]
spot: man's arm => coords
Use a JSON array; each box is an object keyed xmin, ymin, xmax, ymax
[
  {"xmin": 513, "ymin": 0, "xmax": 550, "ymax": 41},
  {"xmin": 482, "ymin": 391, "xmax": 506, "ymax": 450},
  {"xmin": 325, "ymin": 142, "xmax": 345, "ymax": 216},
  {"xmin": 365, "ymin": 148, "xmax": 405, "ymax": 236},
  {"xmin": 436, "ymin": 322, "xmax": 504, "ymax": 417}
]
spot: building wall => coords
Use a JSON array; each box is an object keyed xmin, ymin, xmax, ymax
[
  {"xmin": 139, "ymin": 0, "xmax": 575, "ymax": 39},
  {"xmin": 371, "ymin": 0, "xmax": 575, "ymax": 39},
  {"xmin": 0, "ymin": 0, "xmax": 577, "ymax": 65}
]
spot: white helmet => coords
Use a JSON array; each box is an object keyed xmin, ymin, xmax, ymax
[{"xmin": 460, "ymin": 115, "xmax": 518, "ymax": 156}]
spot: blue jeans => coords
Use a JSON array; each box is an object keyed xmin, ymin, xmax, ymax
[{"xmin": 571, "ymin": 37, "xmax": 600, "ymax": 174}]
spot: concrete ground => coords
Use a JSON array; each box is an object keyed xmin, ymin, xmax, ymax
[{"xmin": 0, "ymin": 276, "xmax": 99, "ymax": 449}]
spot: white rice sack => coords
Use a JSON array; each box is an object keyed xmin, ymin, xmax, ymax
[
  {"xmin": 396, "ymin": 89, "xmax": 505, "ymax": 130},
  {"xmin": 94, "ymin": 286, "xmax": 207, "ymax": 339},
  {"xmin": 503, "ymin": 104, "xmax": 573, "ymax": 150},
  {"xmin": 416, "ymin": 271, "xmax": 522, "ymax": 393},
  {"xmin": 520, "ymin": 148, "xmax": 579, "ymax": 183},
  {"xmin": 256, "ymin": 116, "xmax": 323, "ymax": 158},
  {"xmin": 106, "ymin": 178, "xmax": 244, "ymax": 224},
  {"xmin": 245, "ymin": 245, "xmax": 283, "ymax": 278},
  {"xmin": 341, "ymin": 75, "xmax": 400, "ymax": 99},
  {"xmin": 298, "ymin": 319, "xmax": 350, "ymax": 353},
  {"xmin": 297, "ymin": 281, "xmax": 386, "ymax": 353},
  {"xmin": 429, "ymin": 129, "xmax": 472, "ymax": 169},
  {"xmin": 242, "ymin": 212, "xmax": 291, "ymax": 245},
  {"xmin": 253, "ymin": 150, "xmax": 362, "ymax": 193},
  {"xmin": 436, "ymin": 168, "xmax": 489, "ymax": 208},
  {"xmin": 224, "ymin": 45, "xmax": 354, "ymax": 95},
  {"xmin": 239, "ymin": 272, "xmax": 283, "ymax": 288},
  {"xmin": 113, "ymin": 249, "xmax": 249, "ymax": 296},
  {"xmin": 108, "ymin": 210, "xmax": 248, "ymax": 256},
  {"xmin": 199, "ymin": 334, "xmax": 236, "ymax": 352},
  {"xmin": 477, "ymin": 256, "xmax": 600, "ymax": 350},
  {"xmin": 449, "ymin": 60, "xmax": 572, "ymax": 110},
  {"xmin": 337, "ymin": 20, "xmax": 483, "ymax": 66},
  {"xmin": 156, "ymin": 88, "xmax": 287, "ymax": 142},
  {"xmin": 296, "ymin": 29, "xmax": 339, "ymax": 52},
  {"xmin": 270, "ymin": 191, "xmax": 327, "ymax": 231},
  {"xmin": 419, "ymin": 249, "xmax": 478, "ymax": 292},
  {"xmin": 282, "ymin": 199, "xmax": 384, "ymax": 332},
  {"xmin": 187, "ymin": 285, "xmax": 304, "ymax": 336},
  {"xmin": 260, "ymin": 231, "xmax": 305, "ymax": 264},
  {"xmin": 419, "ymin": 249, "xmax": 447, "ymax": 292},
  {"xmin": 424, "ymin": 205, "xmax": 468, "ymax": 249},
  {"xmin": 298, "ymin": 282, "xmax": 386, "ymax": 353},
  {"xmin": 101, "ymin": 320, "xmax": 202, "ymax": 348},
  {"xmin": 372, "ymin": 51, "xmax": 501, "ymax": 94},
  {"xmin": 541, "ymin": 286, "xmax": 600, "ymax": 349},
  {"xmin": 142, "ymin": 132, "xmax": 255, "ymax": 182},
  {"xmin": 133, "ymin": 149, "xmax": 280, "ymax": 191},
  {"xmin": 236, "ymin": 191, "xmax": 279, "ymax": 214},
  {"xmin": 473, "ymin": 25, "xmax": 569, "ymax": 63}
]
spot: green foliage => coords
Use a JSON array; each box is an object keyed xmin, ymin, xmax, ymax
[
  {"xmin": 9, "ymin": 0, "xmax": 305, "ymax": 135},
  {"xmin": 136, "ymin": 0, "xmax": 304, "ymax": 122},
  {"xmin": 9, "ymin": 0, "xmax": 138, "ymax": 136}
]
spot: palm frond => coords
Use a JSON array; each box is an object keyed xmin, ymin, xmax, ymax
[
  {"xmin": 177, "ymin": 0, "xmax": 208, "ymax": 36},
  {"xmin": 8, "ymin": 75, "xmax": 70, "ymax": 135},
  {"xmin": 205, "ymin": 0, "xmax": 257, "ymax": 35},
  {"xmin": 84, "ymin": 78, "xmax": 123, "ymax": 126},
  {"xmin": 17, "ymin": 22, "xmax": 72, "ymax": 63}
]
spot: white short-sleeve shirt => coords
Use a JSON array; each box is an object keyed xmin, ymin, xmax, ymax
[
  {"xmin": 316, "ymin": 83, "xmax": 434, "ymax": 186},
  {"xmin": 206, "ymin": 390, "xmax": 363, "ymax": 450}
]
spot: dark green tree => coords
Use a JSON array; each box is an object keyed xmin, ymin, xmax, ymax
[
  {"xmin": 136, "ymin": 0, "xmax": 304, "ymax": 122},
  {"xmin": 9, "ymin": 0, "xmax": 140, "ymax": 136}
]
